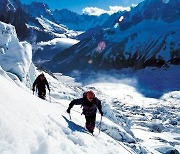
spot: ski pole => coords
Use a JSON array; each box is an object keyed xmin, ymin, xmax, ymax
[
  {"xmin": 98, "ymin": 116, "xmax": 102, "ymax": 134},
  {"xmin": 49, "ymin": 91, "xmax": 51, "ymax": 103},
  {"xmin": 69, "ymin": 113, "xmax": 71, "ymax": 120}
]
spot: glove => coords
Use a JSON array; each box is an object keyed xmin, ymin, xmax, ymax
[
  {"xmin": 32, "ymin": 88, "xmax": 35, "ymax": 93},
  {"xmin": 100, "ymin": 111, "xmax": 103, "ymax": 116},
  {"xmin": 67, "ymin": 108, "xmax": 71, "ymax": 113}
]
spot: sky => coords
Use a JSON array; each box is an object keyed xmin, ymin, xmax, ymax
[{"xmin": 20, "ymin": 0, "xmax": 144, "ymax": 15}]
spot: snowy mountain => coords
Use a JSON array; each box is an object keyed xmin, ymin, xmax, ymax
[
  {"xmin": 0, "ymin": 0, "xmax": 53, "ymax": 42},
  {"xmin": 2, "ymin": 0, "xmax": 179, "ymax": 72},
  {"xmin": 118, "ymin": 0, "xmax": 180, "ymax": 30},
  {"xmin": 0, "ymin": 21, "xmax": 180, "ymax": 154},
  {"xmin": 0, "ymin": 0, "xmax": 30, "ymax": 40},
  {"xmin": 45, "ymin": 0, "xmax": 180, "ymax": 73},
  {"xmin": 0, "ymin": 0, "xmax": 109, "ymax": 64},
  {"xmin": 28, "ymin": 16, "xmax": 82, "ymax": 63},
  {"xmin": 0, "ymin": 0, "xmax": 21, "ymax": 12},
  {"xmin": 0, "ymin": 0, "xmax": 78, "ymax": 41},
  {"xmin": 0, "ymin": 1, "xmax": 84, "ymax": 67},
  {"xmin": 23, "ymin": 3, "xmax": 110, "ymax": 32},
  {"xmin": 23, "ymin": 2, "xmax": 54, "ymax": 22},
  {"xmin": 51, "ymin": 9, "xmax": 109, "ymax": 31},
  {"xmin": 0, "ymin": 0, "xmax": 81, "ymax": 63}
]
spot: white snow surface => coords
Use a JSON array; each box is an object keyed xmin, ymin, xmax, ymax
[
  {"xmin": 1, "ymin": 65, "xmax": 180, "ymax": 154},
  {"xmin": 36, "ymin": 17, "xmax": 83, "ymax": 38},
  {"xmin": 37, "ymin": 17, "xmax": 68, "ymax": 33},
  {"xmin": 0, "ymin": 67, "xmax": 134, "ymax": 154}
]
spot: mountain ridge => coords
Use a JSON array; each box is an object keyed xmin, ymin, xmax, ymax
[
  {"xmin": 0, "ymin": 0, "xmax": 179, "ymax": 72},
  {"xmin": 44, "ymin": 0, "xmax": 180, "ymax": 72}
]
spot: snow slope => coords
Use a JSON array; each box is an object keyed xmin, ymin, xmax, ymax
[
  {"xmin": 0, "ymin": 67, "xmax": 135, "ymax": 154},
  {"xmin": 1, "ymin": 65, "xmax": 179, "ymax": 154}
]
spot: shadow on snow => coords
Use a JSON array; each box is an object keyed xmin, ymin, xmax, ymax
[{"xmin": 63, "ymin": 116, "xmax": 87, "ymax": 133}]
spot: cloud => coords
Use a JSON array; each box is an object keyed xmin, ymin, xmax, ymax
[
  {"xmin": 131, "ymin": 3, "xmax": 138, "ymax": 7},
  {"xmin": 108, "ymin": 6, "xmax": 131, "ymax": 14},
  {"xmin": 82, "ymin": 5, "xmax": 132, "ymax": 16},
  {"xmin": 82, "ymin": 7, "xmax": 107, "ymax": 16}
]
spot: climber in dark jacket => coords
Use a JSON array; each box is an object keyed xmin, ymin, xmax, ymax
[
  {"xmin": 32, "ymin": 73, "xmax": 50, "ymax": 99},
  {"xmin": 67, "ymin": 90, "xmax": 103, "ymax": 134}
]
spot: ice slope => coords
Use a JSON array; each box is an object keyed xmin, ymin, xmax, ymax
[
  {"xmin": 0, "ymin": 21, "xmax": 33, "ymax": 82},
  {"xmin": 0, "ymin": 67, "xmax": 133, "ymax": 154}
]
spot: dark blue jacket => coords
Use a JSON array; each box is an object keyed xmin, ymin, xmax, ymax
[{"xmin": 68, "ymin": 95, "xmax": 103, "ymax": 116}]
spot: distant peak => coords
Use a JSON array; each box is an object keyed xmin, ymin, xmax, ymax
[{"xmin": 29, "ymin": 1, "xmax": 49, "ymax": 9}]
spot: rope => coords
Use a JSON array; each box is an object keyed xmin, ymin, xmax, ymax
[
  {"xmin": 114, "ymin": 139, "xmax": 136, "ymax": 154},
  {"xmin": 50, "ymin": 100, "xmax": 82, "ymax": 114},
  {"xmin": 49, "ymin": 92, "xmax": 51, "ymax": 103}
]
